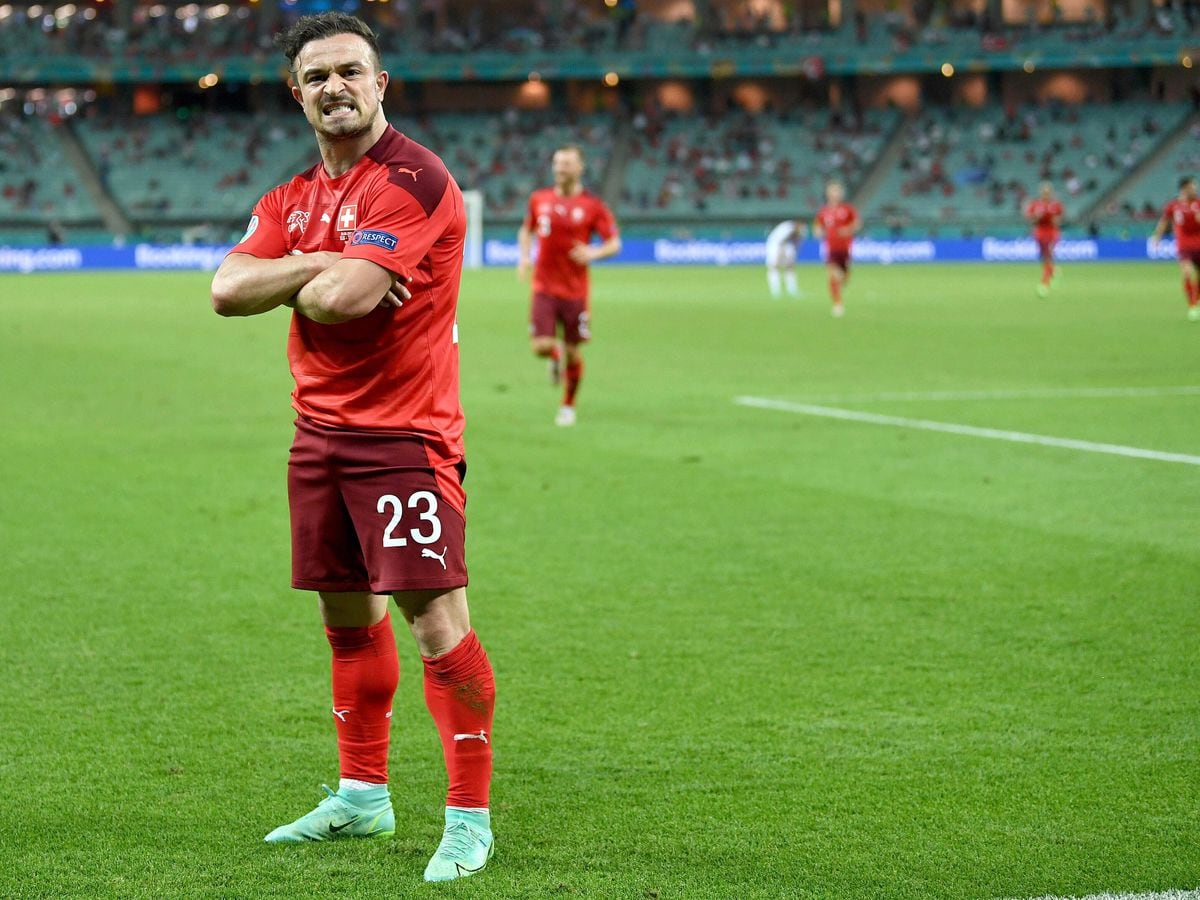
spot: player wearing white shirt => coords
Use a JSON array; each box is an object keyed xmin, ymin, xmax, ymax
[{"xmin": 765, "ymin": 219, "xmax": 806, "ymax": 298}]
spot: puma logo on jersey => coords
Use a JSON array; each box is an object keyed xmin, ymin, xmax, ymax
[
  {"xmin": 453, "ymin": 730, "xmax": 488, "ymax": 744},
  {"xmin": 422, "ymin": 546, "xmax": 448, "ymax": 570},
  {"xmin": 395, "ymin": 166, "xmax": 423, "ymax": 181},
  {"xmin": 332, "ymin": 708, "xmax": 351, "ymax": 722}
]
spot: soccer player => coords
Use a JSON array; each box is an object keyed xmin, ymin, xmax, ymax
[
  {"xmin": 1150, "ymin": 175, "xmax": 1200, "ymax": 321},
  {"xmin": 764, "ymin": 218, "xmax": 807, "ymax": 299},
  {"xmin": 517, "ymin": 145, "xmax": 621, "ymax": 426},
  {"xmin": 209, "ymin": 13, "xmax": 495, "ymax": 882},
  {"xmin": 812, "ymin": 180, "xmax": 859, "ymax": 317},
  {"xmin": 1025, "ymin": 181, "xmax": 1063, "ymax": 297}
]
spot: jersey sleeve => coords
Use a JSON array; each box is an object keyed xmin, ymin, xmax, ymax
[
  {"xmin": 342, "ymin": 173, "xmax": 450, "ymax": 281},
  {"xmin": 228, "ymin": 187, "xmax": 288, "ymax": 259},
  {"xmin": 592, "ymin": 200, "xmax": 618, "ymax": 241}
]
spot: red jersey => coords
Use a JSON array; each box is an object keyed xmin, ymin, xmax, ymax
[
  {"xmin": 524, "ymin": 188, "xmax": 618, "ymax": 302},
  {"xmin": 1164, "ymin": 198, "xmax": 1200, "ymax": 249},
  {"xmin": 815, "ymin": 203, "xmax": 858, "ymax": 252},
  {"xmin": 229, "ymin": 126, "xmax": 465, "ymax": 465},
  {"xmin": 1026, "ymin": 198, "xmax": 1063, "ymax": 233}
]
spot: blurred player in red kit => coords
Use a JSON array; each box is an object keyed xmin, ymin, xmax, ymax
[
  {"xmin": 1150, "ymin": 175, "xmax": 1200, "ymax": 321},
  {"xmin": 209, "ymin": 13, "xmax": 495, "ymax": 882},
  {"xmin": 517, "ymin": 145, "xmax": 621, "ymax": 426},
  {"xmin": 812, "ymin": 180, "xmax": 859, "ymax": 317},
  {"xmin": 1025, "ymin": 181, "xmax": 1063, "ymax": 297}
]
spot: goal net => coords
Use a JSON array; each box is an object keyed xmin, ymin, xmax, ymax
[{"xmin": 462, "ymin": 189, "xmax": 484, "ymax": 269}]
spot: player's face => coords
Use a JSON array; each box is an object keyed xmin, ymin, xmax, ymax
[
  {"xmin": 1040, "ymin": 183, "xmax": 1053, "ymax": 199},
  {"xmin": 826, "ymin": 183, "xmax": 844, "ymax": 204},
  {"xmin": 1183, "ymin": 181, "xmax": 1198, "ymax": 201},
  {"xmin": 552, "ymin": 150, "xmax": 584, "ymax": 190},
  {"xmin": 291, "ymin": 34, "xmax": 387, "ymax": 141}
]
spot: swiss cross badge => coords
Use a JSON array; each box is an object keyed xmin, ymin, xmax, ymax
[{"xmin": 337, "ymin": 204, "xmax": 358, "ymax": 237}]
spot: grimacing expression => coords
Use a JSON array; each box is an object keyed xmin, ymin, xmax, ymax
[
  {"xmin": 292, "ymin": 33, "xmax": 387, "ymax": 140},
  {"xmin": 553, "ymin": 150, "xmax": 584, "ymax": 188}
]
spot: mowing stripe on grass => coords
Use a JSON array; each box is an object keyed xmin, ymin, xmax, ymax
[
  {"xmin": 793, "ymin": 386, "xmax": 1200, "ymax": 404},
  {"xmin": 734, "ymin": 397, "xmax": 1200, "ymax": 467},
  {"xmin": 1003, "ymin": 891, "xmax": 1200, "ymax": 900}
]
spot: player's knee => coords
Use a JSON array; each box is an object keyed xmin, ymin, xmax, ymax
[
  {"xmin": 393, "ymin": 587, "xmax": 470, "ymax": 656},
  {"xmin": 319, "ymin": 591, "xmax": 389, "ymax": 628},
  {"xmin": 531, "ymin": 339, "xmax": 555, "ymax": 357}
]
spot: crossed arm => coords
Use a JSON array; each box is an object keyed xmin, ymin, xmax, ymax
[{"xmin": 211, "ymin": 252, "xmax": 408, "ymax": 323}]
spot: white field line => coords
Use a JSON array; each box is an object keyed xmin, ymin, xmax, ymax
[
  {"xmin": 792, "ymin": 386, "xmax": 1200, "ymax": 404},
  {"xmin": 734, "ymin": 397, "xmax": 1200, "ymax": 467},
  {"xmin": 1002, "ymin": 891, "xmax": 1200, "ymax": 900}
]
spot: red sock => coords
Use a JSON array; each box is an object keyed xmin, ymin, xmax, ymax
[
  {"xmin": 563, "ymin": 359, "xmax": 583, "ymax": 407},
  {"xmin": 1042, "ymin": 261, "xmax": 1054, "ymax": 285},
  {"xmin": 1187, "ymin": 278, "xmax": 1199, "ymax": 306},
  {"xmin": 423, "ymin": 630, "xmax": 495, "ymax": 808},
  {"xmin": 550, "ymin": 345, "xmax": 562, "ymax": 362},
  {"xmin": 326, "ymin": 614, "xmax": 399, "ymax": 784},
  {"xmin": 830, "ymin": 277, "xmax": 842, "ymax": 304}
]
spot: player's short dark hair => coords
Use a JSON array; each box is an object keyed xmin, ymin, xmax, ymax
[
  {"xmin": 1180, "ymin": 175, "xmax": 1196, "ymax": 189},
  {"xmin": 275, "ymin": 13, "xmax": 382, "ymax": 74},
  {"xmin": 555, "ymin": 144, "xmax": 586, "ymax": 164}
]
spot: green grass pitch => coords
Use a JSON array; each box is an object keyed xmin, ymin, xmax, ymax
[{"xmin": 1, "ymin": 262, "xmax": 1197, "ymax": 899}]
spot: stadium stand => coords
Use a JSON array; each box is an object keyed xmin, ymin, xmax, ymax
[
  {"xmin": 4, "ymin": 2, "xmax": 1200, "ymax": 73},
  {"xmin": 862, "ymin": 102, "xmax": 1193, "ymax": 236},
  {"xmin": 72, "ymin": 111, "xmax": 311, "ymax": 227},
  {"xmin": 3, "ymin": 96, "xmax": 1192, "ymax": 245},
  {"xmin": 622, "ymin": 107, "xmax": 900, "ymax": 221},
  {"xmin": 0, "ymin": 114, "xmax": 99, "ymax": 231},
  {"xmin": 2, "ymin": 1, "xmax": 1199, "ymax": 246},
  {"xmin": 1101, "ymin": 119, "xmax": 1200, "ymax": 228}
]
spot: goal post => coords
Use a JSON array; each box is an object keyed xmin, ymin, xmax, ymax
[{"xmin": 462, "ymin": 189, "xmax": 483, "ymax": 269}]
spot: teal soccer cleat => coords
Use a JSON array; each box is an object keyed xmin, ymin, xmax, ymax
[
  {"xmin": 264, "ymin": 784, "xmax": 395, "ymax": 843},
  {"xmin": 423, "ymin": 808, "xmax": 494, "ymax": 882}
]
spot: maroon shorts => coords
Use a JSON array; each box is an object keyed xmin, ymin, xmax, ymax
[
  {"xmin": 287, "ymin": 417, "xmax": 467, "ymax": 594},
  {"xmin": 827, "ymin": 249, "xmax": 851, "ymax": 271},
  {"xmin": 1179, "ymin": 246, "xmax": 1200, "ymax": 267},
  {"xmin": 531, "ymin": 292, "xmax": 591, "ymax": 345}
]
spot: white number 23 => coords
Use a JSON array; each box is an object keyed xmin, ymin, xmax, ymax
[{"xmin": 376, "ymin": 491, "xmax": 442, "ymax": 547}]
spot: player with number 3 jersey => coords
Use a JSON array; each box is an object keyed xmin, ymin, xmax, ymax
[
  {"xmin": 518, "ymin": 145, "xmax": 621, "ymax": 426},
  {"xmin": 209, "ymin": 12, "xmax": 496, "ymax": 883}
]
